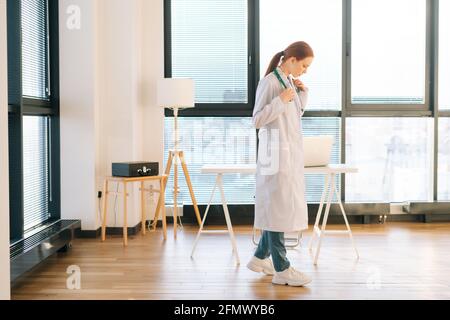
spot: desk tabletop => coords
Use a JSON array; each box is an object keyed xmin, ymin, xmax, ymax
[
  {"xmin": 201, "ymin": 164, "xmax": 358, "ymax": 174},
  {"xmin": 201, "ymin": 164, "xmax": 257, "ymax": 174}
]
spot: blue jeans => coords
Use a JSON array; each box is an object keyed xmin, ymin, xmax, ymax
[{"xmin": 254, "ymin": 230, "xmax": 290, "ymax": 272}]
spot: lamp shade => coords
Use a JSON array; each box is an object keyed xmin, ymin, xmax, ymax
[{"xmin": 157, "ymin": 78, "xmax": 195, "ymax": 109}]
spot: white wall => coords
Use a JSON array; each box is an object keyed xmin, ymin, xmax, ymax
[
  {"xmin": 96, "ymin": 0, "xmax": 142, "ymax": 228},
  {"xmin": 60, "ymin": 0, "xmax": 165, "ymax": 230},
  {"xmin": 0, "ymin": 0, "xmax": 11, "ymax": 300},
  {"xmin": 60, "ymin": 0, "xmax": 99, "ymax": 230}
]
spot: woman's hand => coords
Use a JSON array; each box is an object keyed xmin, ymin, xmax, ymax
[
  {"xmin": 293, "ymin": 79, "xmax": 307, "ymax": 92},
  {"xmin": 279, "ymin": 88, "xmax": 295, "ymax": 104}
]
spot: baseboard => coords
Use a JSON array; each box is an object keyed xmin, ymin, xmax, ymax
[
  {"xmin": 151, "ymin": 217, "xmax": 177, "ymax": 228},
  {"xmin": 182, "ymin": 204, "xmax": 255, "ymax": 225},
  {"xmin": 75, "ymin": 218, "xmax": 187, "ymax": 238},
  {"xmin": 75, "ymin": 228, "xmax": 101, "ymax": 238},
  {"xmin": 180, "ymin": 204, "xmax": 450, "ymax": 225},
  {"xmin": 76, "ymin": 222, "xmax": 144, "ymax": 239}
]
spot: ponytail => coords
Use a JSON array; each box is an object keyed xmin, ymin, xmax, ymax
[
  {"xmin": 265, "ymin": 51, "xmax": 284, "ymax": 77},
  {"xmin": 264, "ymin": 42, "xmax": 314, "ymax": 77}
]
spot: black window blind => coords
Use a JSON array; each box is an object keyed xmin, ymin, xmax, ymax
[
  {"xmin": 22, "ymin": 116, "xmax": 50, "ymax": 231},
  {"xmin": 21, "ymin": 0, "xmax": 51, "ymax": 231},
  {"xmin": 171, "ymin": 0, "xmax": 248, "ymax": 104},
  {"xmin": 21, "ymin": 0, "xmax": 49, "ymax": 100}
]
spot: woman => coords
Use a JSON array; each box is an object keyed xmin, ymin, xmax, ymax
[{"xmin": 247, "ymin": 41, "xmax": 314, "ymax": 287}]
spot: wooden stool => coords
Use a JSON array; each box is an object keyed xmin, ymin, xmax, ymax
[{"xmin": 101, "ymin": 175, "xmax": 168, "ymax": 246}]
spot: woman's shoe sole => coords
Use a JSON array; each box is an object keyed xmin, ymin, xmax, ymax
[{"xmin": 272, "ymin": 278, "xmax": 312, "ymax": 287}]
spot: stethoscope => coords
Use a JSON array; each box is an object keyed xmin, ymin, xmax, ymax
[
  {"xmin": 273, "ymin": 69, "xmax": 299, "ymax": 93},
  {"xmin": 273, "ymin": 68, "xmax": 304, "ymax": 113}
]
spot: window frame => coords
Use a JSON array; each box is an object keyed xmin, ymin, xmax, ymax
[
  {"xmin": 7, "ymin": 0, "xmax": 60, "ymax": 242},
  {"xmin": 342, "ymin": 0, "xmax": 439, "ymax": 203},
  {"xmin": 345, "ymin": 0, "xmax": 432, "ymax": 114},
  {"xmin": 164, "ymin": 0, "xmax": 259, "ymax": 117}
]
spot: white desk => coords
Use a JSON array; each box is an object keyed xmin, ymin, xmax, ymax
[{"xmin": 191, "ymin": 164, "xmax": 359, "ymax": 266}]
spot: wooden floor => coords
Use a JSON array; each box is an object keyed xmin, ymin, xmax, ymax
[{"xmin": 11, "ymin": 222, "xmax": 450, "ymax": 300}]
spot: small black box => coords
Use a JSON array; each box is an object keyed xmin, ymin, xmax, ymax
[{"xmin": 112, "ymin": 162, "xmax": 159, "ymax": 177}]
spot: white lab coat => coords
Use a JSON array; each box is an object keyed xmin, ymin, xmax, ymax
[{"xmin": 252, "ymin": 67, "xmax": 309, "ymax": 233}]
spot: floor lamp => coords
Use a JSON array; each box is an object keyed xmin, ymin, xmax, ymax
[{"xmin": 152, "ymin": 78, "xmax": 202, "ymax": 238}]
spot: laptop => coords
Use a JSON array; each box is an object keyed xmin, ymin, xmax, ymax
[{"xmin": 303, "ymin": 136, "xmax": 334, "ymax": 167}]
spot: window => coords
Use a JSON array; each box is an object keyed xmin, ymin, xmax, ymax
[
  {"xmin": 21, "ymin": 0, "xmax": 52, "ymax": 232},
  {"xmin": 346, "ymin": 118, "xmax": 434, "ymax": 202},
  {"xmin": 260, "ymin": 0, "xmax": 342, "ymax": 110},
  {"xmin": 351, "ymin": 0, "xmax": 426, "ymax": 105},
  {"xmin": 170, "ymin": 0, "xmax": 248, "ymax": 104},
  {"xmin": 23, "ymin": 116, "xmax": 50, "ymax": 230},
  {"xmin": 303, "ymin": 118, "xmax": 341, "ymax": 202},
  {"xmin": 21, "ymin": 0, "xmax": 49, "ymax": 100},
  {"xmin": 439, "ymin": 0, "xmax": 450, "ymax": 110},
  {"xmin": 164, "ymin": 118, "xmax": 256, "ymax": 204},
  {"xmin": 8, "ymin": 0, "xmax": 58, "ymax": 240},
  {"xmin": 165, "ymin": 1, "xmax": 447, "ymax": 214}
]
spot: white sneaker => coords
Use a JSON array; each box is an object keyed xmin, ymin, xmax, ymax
[
  {"xmin": 246, "ymin": 256, "xmax": 275, "ymax": 275},
  {"xmin": 272, "ymin": 267, "xmax": 312, "ymax": 287}
]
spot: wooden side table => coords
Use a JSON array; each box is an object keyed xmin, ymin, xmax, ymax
[{"xmin": 101, "ymin": 174, "xmax": 168, "ymax": 246}]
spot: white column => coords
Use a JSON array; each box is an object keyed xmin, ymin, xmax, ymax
[
  {"xmin": 0, "ymin": 0, "xmax": 11, "ymax": 300},
  {"xmin": 141, "ymin": 0, "xmax": 165, "ymax": 221},
  {"xmin": 60, "ymin": 0, "xmax": 99, "ymax": 230}
]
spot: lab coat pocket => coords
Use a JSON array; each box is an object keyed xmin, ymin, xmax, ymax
[
  {"xmin": 258, "ymin": 128, "xmax": 281, "ymax": 176},
  {"xmin": 278, "ymin": 143, "xmax": 291, "ymax": 175}
]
